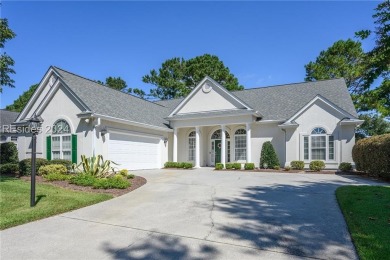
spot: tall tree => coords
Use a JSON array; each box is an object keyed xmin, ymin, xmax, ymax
[
  {"xmin": 5, "ymin": 84, "xmax": 38, "ymax": 112},
  {"xmin": 356, "ymin": 113, "xmax": 390, "ymax": 140},
  {"xmin": 143, "ymin": 54, "xmax": 244, "ymax": 100},
  {"xmin": 0, "ymin": 18, "xmax": 16, "ymax": 92},
  {"xmin": 98, "ymin": 76, "xmax": 146, "ymax": 99}
]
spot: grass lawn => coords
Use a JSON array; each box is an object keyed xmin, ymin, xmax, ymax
[
  {"xmin": 0, "ymin": 177, "xmax": 112, "ymax": 230},
  {"xmin": 336, "ymin": 186, "xmax": 390, "ymax": 260}
]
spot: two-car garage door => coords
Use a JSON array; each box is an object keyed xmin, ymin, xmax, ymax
[{"xmin": 108, "ymin": 133, "xmax": 161, "ymax": 170}]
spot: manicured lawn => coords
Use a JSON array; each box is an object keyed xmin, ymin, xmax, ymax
[
  {"xmin": 336, "ymin": 186, "xmax": 390, "ymax": 260},
  {"xmin": 0, "ymin": 177, "xmax": 112, "ymax": 230}
]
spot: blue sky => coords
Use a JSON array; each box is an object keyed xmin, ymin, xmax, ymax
[{"xmin": 1, "ymin": 1, "xmax": 378, "ymax": 108}]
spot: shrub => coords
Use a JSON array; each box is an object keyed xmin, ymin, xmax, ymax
[
  {"xmin": 309, "ymin": 160, "xmax": 325, "ymax": 171},
  {"xmin": 69, "ymin": 174, "xmax": 97, "ymax": 186},
  {"xmin": 44, "ymin": 172, "xmax": 71, "ymax": 181},
  {"xmin": 48, "ymin": 159, "xmax": 72, "ymax": 169},
  {"xmin": 118, "ymin": 169, "xmax": 128, "ymax": 177},
  {"xmin": 244, "ymin": 163, "xmax": 255, "ymax": 170},
  {"xmin": 127, "ymin": 174, "xmax": 135, "ymax": 179},
  {"xmin": 19, "ymin": 158, "xmax": 49, "ymax": 176},
  {"xmin": 274, "ymin": 165, "xmax": 280, "ymax": 170},
  {"xmin": 0, "ymin": 163, "xmax": 19, "ymax": 175},
  {"xmin": 183, "ymin": 162, "xmax": 193, "ymax": 169},
  {"xmin": 164, "ymin": 162, "xmax": 178, "ymax": 168},
  {"xmin": 215, "ymin": 163, "xmax": 224, "ymax": 170},
  {"xmin": 0, "ymin": 142, "xmax": 19, "ymax": 164},
  {"xmin": 232, "ymin": 163, "xmax": 242, "ymax": 170},
  {"xmin": 339, "ymin": 162, "xmax": 353, "ymax": 172},
  {"xmin": 225, "ymin": 163, "xmax": 233, "ymax": 169},
  {"xmin": 92, "ymin": 175, "xmax": 130, "ymax": 189},
  {"xmin": 290, "ymin": 161, "xmax": 304, "ymax": 170},
  {"xmin": 38, "ymin": 164, "xmax": 67, "ymax": 176},
  {"xmin": 260, "ymin": 141, "xmax": 280, "ymax": 169},
  {"xmin": 76, "ymin": 155, "xmax": 116, "ymax": 177},
  {"xmin": 284, "ymin": 166, "xmax": 291, "ymax": 171},
  {"xmin": 164, "ymin": 162, "xmax": 193, "ymax": 169},
  {"xmin": 352, "ymin": 134, "xmax": 390, "ymax": 178}
]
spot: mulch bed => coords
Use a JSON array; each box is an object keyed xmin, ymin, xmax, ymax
[{"xmin": 19, "ymin": 175, "xmax": 147, "ymax": 197}]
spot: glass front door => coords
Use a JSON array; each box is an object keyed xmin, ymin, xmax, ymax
[{"xmin": 214, "ymin": 140, "xmax": 221, "ymax": 164}]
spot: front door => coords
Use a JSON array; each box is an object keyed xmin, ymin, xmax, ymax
[{"xmin": 215, "ymin": 140, "xmax": 221, "ymax": 164}]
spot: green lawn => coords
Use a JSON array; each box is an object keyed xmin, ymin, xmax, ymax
[
  {"xmin": 336, "ymin": 186, "xmax": 390, "ymax": 260},
  {"xmin": 0, "ymin": 177, "xmax": 112, "ymax": 230}
]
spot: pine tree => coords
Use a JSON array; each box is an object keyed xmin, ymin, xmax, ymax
[{"xmin": 260, "ymin": 141, "xmax": 280, "ymax": 169}]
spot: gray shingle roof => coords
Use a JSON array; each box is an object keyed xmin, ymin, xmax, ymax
[
  {"xmin": 155, "ymin": 78, "xmax": 358, "ymax": 120},
  {"xmin": 52, "ymin": 67, "xmax": 171, "ymax": 129},
  {"xmin": 0, "ymin": 109, "xmax": 20, "ymax": 132}
]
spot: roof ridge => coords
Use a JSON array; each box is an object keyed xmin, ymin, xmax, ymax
[{"xmin": 51, "ymin": 66, "xmax": 167, "ymax": 109}]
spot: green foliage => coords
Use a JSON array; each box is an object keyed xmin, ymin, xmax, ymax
[
  {"xmin": 225, "ymin": 163, "xmax": 233, "ymax": 169},
  {"xmin": 0, "ymin": 163, "xmax": 18, "ymax": 175},
  {"xmin": 92, "ymin": 175, "xmax": 130, "ymax": 189},
  {"xmin": 284, "ymin": 166, "xmax": 291, "ymax": 171},
  {"xmin": 290, "ymin": 161, "xmax": 305, "ymax": 170},
  {"xmin": 48, "ymin": 159, "xmax": 72, "ymax": 169},
  {"xmin": 273, "ymin": 165, "xmax": 280, "ymax": 170},
  {"xmin": 127, "ymin": 174, "xmax": 135, "ymax": 179},
  {"xmin": 19, "ymin": 158, "xmax": 49, "ymax": 176},
  {"xmin": 74, "ymin": 155, "xmax": 117, "ymax": 177},
  {"xmin": 69, "ymin": 174, "xmax": 96, "ymax": 186},
  {"xmin": 232, "ymin": 163, "xmax": 242, "ymax": 170},
  {"xmin": 105, "ymin": 76, "xmax": 127, "ymax": 91},
  {"xmin": 38, "ymin": 164, "xmax": 67, "ymax": 176},
  {"xmin": 0, "ymin": 142, "xmax": 18, "ymax": 164},
  {"xmin": 309, "ymin": 161, "xmax": 326, "ymax": 171},
  {"xmin": 244, "ymin": 163, "xmax": 255, "ymax": 170},
  {"xmin": 143, "ymin": 54, "xmax": 244, "ymax": 100},
  {"xmin": 356, "ymin": 113, "xmax": 390, "ymax": 140},
  {"xmin": 215, "ymin": 163, "xmax": 224, "ymax": 170},
  {"xmin": 164, "ymin": 162, "xmax": 193, "ymax": 169},
  {"xmin": 0, "ymin": 18, "xmax": 16, "ymax": 92},
  {"xmin": 164, "ymin": 162, "xmax": 177, "ymax": 168},
  {"xmin": 339, "ymin": 162, "xmax": 353, "ymax": 172},
  {"xmin": 260, "ymin": 141, "xmax": 280, "ymax": 169},
  {"xmin": 5, "ymin": 84, "xmax": 38, "ymax": 112},
  {"xmin": 44, "ymin": 172, "xmax": 71, "ymax": 181},
  {"xmin": 118, "ymin": 169, "xmax": 128, "ymax": 177},
  {"xmin": 352, "ymin": 133, "xmax": 390, "ymax": 178}
]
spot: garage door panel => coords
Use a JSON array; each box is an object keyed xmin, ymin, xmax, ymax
[{"xmin": 108, "ymin": 133, "xmax": 161, "ymax": 170}]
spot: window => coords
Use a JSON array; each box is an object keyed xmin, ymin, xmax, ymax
[
  {"xmin": 51, "ymin": 120, "xmax": 72, "ymax": 160},
  {"xmin": 303, "ymin": 127, "xmax": 335, "ymax": 161},
  {"xmin": 234, "ymin": 129, "xmax": 246, "ymax": 160},
  {"xmin": 188, "ymin": 131, "xmax": 196, "ymax": 161},
  {"xmin": 211, "ymin": 129, "xmax": 230, "ymax": 139}
]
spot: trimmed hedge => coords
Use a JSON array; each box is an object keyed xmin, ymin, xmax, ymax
[
  {"xmin": 225, "ymin": 163, "xmax": 233, "ymax": 169},
  {"xmin": 215, "ymin": 163, "xmax": 224, "ymax": 170},
  {"xmin": 164, "ymin": 162, "xmax": 193, "ymax": 169},
  {"xmin": 69, "ymin": 174, "xmax": 130, "ymax": 189},
  {"xmin": 232, "ymin": 163, "xmax": 242, "ymax": 170},
  {"xmin": 48, "ymin": 159, "xmax": 72, "ymax": 169},
  {"xmin": 0, "ymin": 163, "xmax": 19, "ymax": 175},
  {"xmin": 0, "ymin": 142, "xmax": 18, "ymax": 164},
  {"xmin": 309, "ymin": 160, "xmax": 325, "ymax": 171},
  {"xmin": 290, "ymin": 161, "xmax": 304, "ymax": 170},
  {"xmin": 339, "ymin": 162, "xmax": 353, "ymax": 172},
  {"xmin": 19, "ymin": 158, "xmax": 49, "ymax": 176},
  {"xmin": 352, "ymin": 133, "xmax": 390, "ymax": 178},
  {"xmin": 244, "ymin": 163, "xmax": 255, "ymax": 170},
  {"xmin": 260, "ymin": 141, "xmax": 280, "ymax": 169},
  {"xmin": 38, "ymin": 164, "xmax": 67, "ymax": 176}
]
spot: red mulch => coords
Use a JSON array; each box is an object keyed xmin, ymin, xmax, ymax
[{"xmin": 19, "ymin": 175, "xmax": 147, "ymax": 197}]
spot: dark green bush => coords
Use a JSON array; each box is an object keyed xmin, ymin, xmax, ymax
[
  {"xmin": 69, "ymin": 174, "xmax": 96, "ymax": 186},
  {"xmin": 260, "ymin": 141, "xmax": 280, "ymax": 169},
  {"xmin": 232, "ymin": 163, "xmax": 242, "ymax": 170},
  {"xmin": 0, "ymin": 142, "xmax": 18, "ymax": 164},
  {"xmin": 48, "ymin": 159, "xmax": 72, "ymax": 169},
  {"xmin": 309, "ymin": 160, "xmax": 325, "ymax": 171},
  {"xmin": 244, "ymin": 163, "xmax": 255, "ymax": 170},
  {"xmin": 0, "ymin": 163, "xmax": 19, "ymax": 175},
  {"xmin": 182, "ymin": 162, "xmax": 193, "ymax": 169},
  {"xmin": 290, "ymin": 161, "xmax": 304, "ymax": 170},
  {"xmin": 44, "ymin": 172, "xmax": 71, "ymax": 181},
  {"xmin": 92, "ymin": 175, "xmax": 130, "ymax": 189},
  {"xmin": 164, "ymin": 162, "xmax": 178, "ymax": 168},
  {"xmin": 164, "ymin": 162, "xmax": 193, "ymax": 169},
  {"xmin": 339, "ymin": 162, "xmax": 353, "ymax": 172},
  {"xmin": 19, "ymin": 158, "xmax": 49, "ymax": 176},
  {"xmin": 352, "ymin": 134, "xmax": 390, "ymax": 178},
  {"xmin": 215, "ymin": 163, "xmax": 224, "ymax": 170},
  {"xmin": 127, "ymin": 174, "xmax": 135, "ymax": 179},
  {"xmin": 225, "ymin": 163, "xmax": 233, "ymax": 169}
]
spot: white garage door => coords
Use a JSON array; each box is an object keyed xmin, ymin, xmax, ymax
[{"xmin": 108, "ymin": 133, "xmax": 161, "ymax": 170}]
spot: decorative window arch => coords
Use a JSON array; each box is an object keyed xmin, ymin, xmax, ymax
[
  {"xmin": 50, "ymin": 119, "xmax": 73, "ymax": 161},
  {"xmin": 211, "ymin": 129, "xmax": 230, "ymax": 139},
  {"xmin": 52, "ymin": 119, "xmax": 71, "ymax": 134},
  {"xmin": 188, "ymin": 131, "xmax": 196, "ymax": 161},
  {"xmin": 303, "ymin": 126, "xmax": 334, "ymax": 161},
  {"xmin": 234, "ymin": 128, "xmax": 246, "ymax": 160}
]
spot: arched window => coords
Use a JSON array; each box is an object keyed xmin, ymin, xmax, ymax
[
  {"xmin": 211, "ymin": 129, "xmax": 230, "ymax": 139},
  {"xmin": 188, "ymin": 131, "xmax": 196, "ymax": 161},
  {"xmin": 234, "ymin": 128, "xmax": 246, "ymax": 160},
  {"xmin": 51, "ymin": 119, "xmax": 72, "ymax": 161},
  {"xmin": 303, "ymin": 127, "xmax": 334, "ymax": 161}
]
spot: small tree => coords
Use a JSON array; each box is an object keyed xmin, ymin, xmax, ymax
[
  {"xmin": 260, "ymin": 141, "xmax": 279, "ymax": 169},
  {"xmin": 0, "ymin": 142, "xmax": 18, "ymax": 164}
]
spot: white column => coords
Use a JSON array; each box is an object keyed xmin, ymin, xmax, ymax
[
  {"xmin": 246, "ymin": 123, "xmax": 252, "ymax": 163},
  {"xmin": 195, "ymin": 126, "xmax": 200, "ymax": 168},
  {"xmin": 221, "ymin": 125, "xmax": 226, "ymax": 167},
  {"xmin": 173, "ymin": 128, "xmax": 178, "ymax": 162}
]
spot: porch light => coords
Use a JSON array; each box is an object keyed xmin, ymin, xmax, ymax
[{"xmin": 100, "ymin": 128, "xmax": 108, "ymax": 136}]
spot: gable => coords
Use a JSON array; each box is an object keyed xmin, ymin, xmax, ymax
[{"xmin": 170, "ymin": 77, "xmax": 252, "ymax": 117}]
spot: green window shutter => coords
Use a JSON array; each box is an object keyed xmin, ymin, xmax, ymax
[
  {"xmin": 71, "ymin": 134, "xmax": 77, "ymax": 164},
  {"xmin": 46, "ymin": 136, "xmax": 51, "ymax": 160}
]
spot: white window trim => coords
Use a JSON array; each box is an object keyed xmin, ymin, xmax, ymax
[
  {"xmin": 301, "ymin": 133, "xmax": 336, "ymax": 162},
  {"xmin": 234, "ymin": 129, "xmax": 247, "ymax": 161},
  {"xmin": 52, "ymin": 134, "xmax": 72, "ymax": 160},
  {"xmin": 188, "ymin": 131, "xmax": 196, "ymax": 162}
]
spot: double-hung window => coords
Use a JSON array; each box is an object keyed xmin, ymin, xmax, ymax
[{"xmin": 303, "ymin": 127, "xmax": 335, "ymax": 161}]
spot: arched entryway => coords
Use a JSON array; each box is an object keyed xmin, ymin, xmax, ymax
[{"xmin": 210, "ymin": 129, "xmax": 230, "ymax": 166}]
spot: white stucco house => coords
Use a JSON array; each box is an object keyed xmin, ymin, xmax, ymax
[{"xmin": 13, "ymin": 66, "xmax": 363, "ymax": 169}]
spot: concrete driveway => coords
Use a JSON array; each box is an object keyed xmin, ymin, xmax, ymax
[{"xmin": 1, "ymin": 169, "xmax": 385, "ymax": 259}]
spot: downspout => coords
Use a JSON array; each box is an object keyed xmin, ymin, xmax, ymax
[
  {"xmin": 93, "ymin": 117, "xmax": 101, "ymax": 156},
  {"xmin": 338, "ymin": 117, "xmax": 350, "ymax": 164},
  {"xmin": 282, "ymin": 129, "xmax": 287, "ymax": 167}
]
